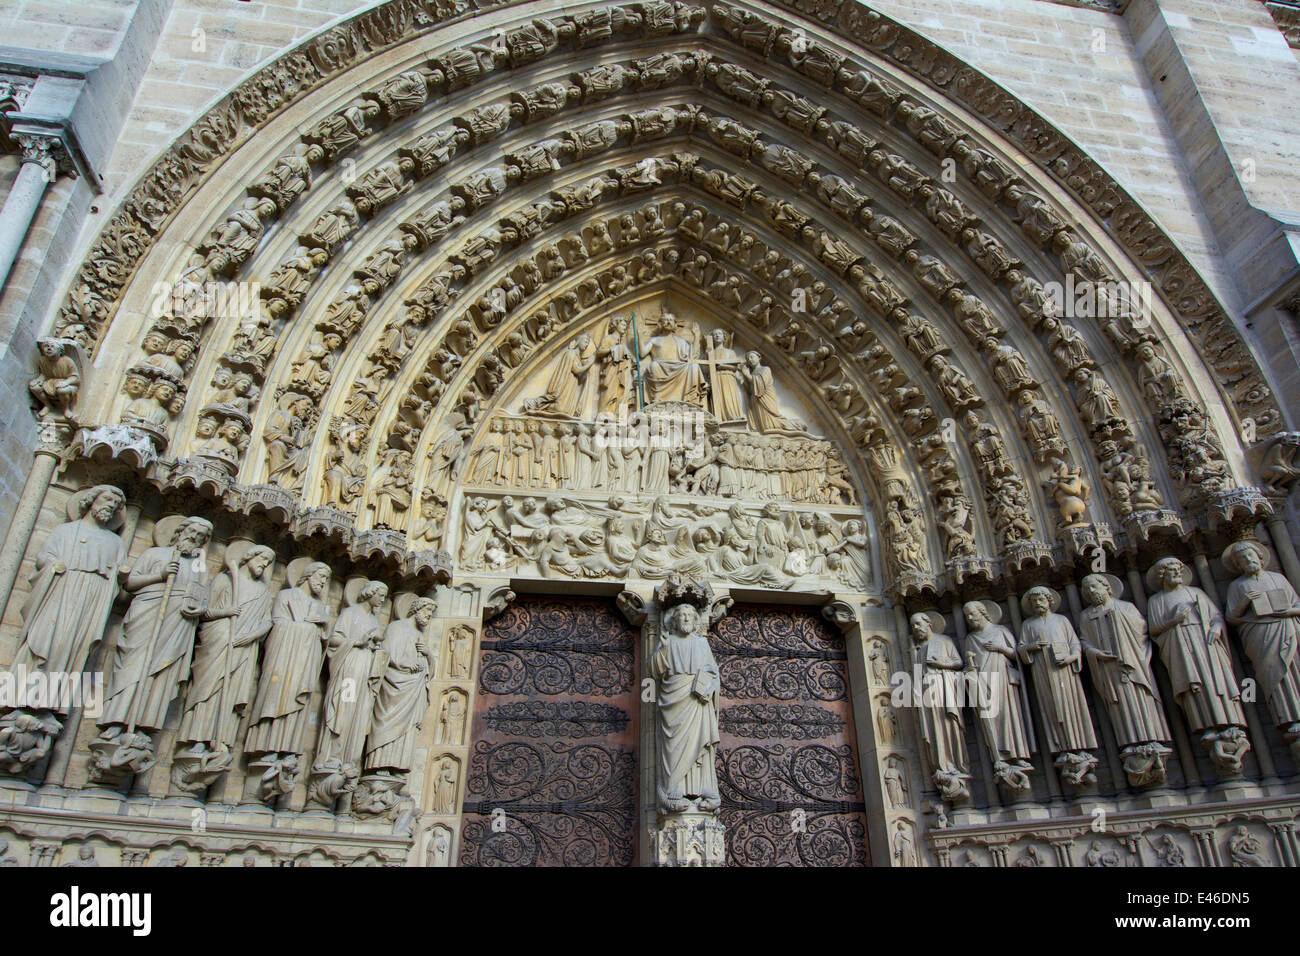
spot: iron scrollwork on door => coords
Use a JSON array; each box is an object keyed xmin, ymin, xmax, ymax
[
  {"xmin": 460, "ymin": 597, "xmax": 638, "ymax": 866},
  {"xmin": 713, "ymin": 606, "xmax": 870, "ymax": 866}
]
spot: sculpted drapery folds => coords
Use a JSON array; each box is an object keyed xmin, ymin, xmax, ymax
[
  {"xmin": 93, "ymin": 516, "xmax": 216, "ymax": 776},
  {"xmin": 245, "ymin": 561, "xmax": 332, "ymax": 762},
  {"xmin": 14, "ymin": 0, "xmax": 1300, "ymax": 867},
  {"xmin": 961, "ymin": 600, "xmax": 1034, "ymax": 791},
  {"xmin": 1145, "ymin": 556, "xmax": 1250, "ymax": 776},
  {"xmin": 176, "ymin": 543, "xmax": 276, "ymax": 756},
  {"xmin": 312, "ymin": 580, "xmax": 388, "ymax": 799},
  {"xmin": 651, "ymin": 600, "xmax": 721, "ymax": 813},
  {"xmin": 1018, "ymin": 586, "xmax": 1098, "ymax": 785},
  {"xmin": 11, "ymin": 486, "xmax": 126, "ymax": 687},
  {"xmin": 0, "ymin": 486, "xmax": 126, "ymax": 773},
  {"xmin": 909, "ymin": 611, "xmax": 970, "ymax": 802},
  {"xmin": 364, "ymin": 596, "xmax": 437, "ymax": 776},
  {"xmin": 1223, "ymin": 542, "xmax": 1300, "ymax": 757},
  {"xmin": 1077, "ymin": 573, "xmax": 1172, "ymax": 788},
  {"xmin": 641, "ymin": 311, "xmax": 705, "ymax": 406}
]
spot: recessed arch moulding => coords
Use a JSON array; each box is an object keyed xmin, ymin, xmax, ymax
[{"xmin": 5, "ymin": 0, "xmax": 1300, "ymax": 864}]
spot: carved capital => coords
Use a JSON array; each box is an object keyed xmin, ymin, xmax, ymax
[{"xmin": 11, "ymin": 130, "xmax": 73, "ymax": 176}]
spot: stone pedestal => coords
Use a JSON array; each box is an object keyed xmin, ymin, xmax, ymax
[{"xmin": 652, "ymin": 812, "xmax": 726, "ymax": 867}]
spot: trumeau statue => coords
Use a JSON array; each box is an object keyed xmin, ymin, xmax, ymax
[
  {"xmin": 173, "ymin": 542, "xmax": 277, "ymax": 791},
  {"xmin": 1223, "ymin": 541, "xmax": 1300, "ymax": 759},
  {"xmin": 92, "ymin": 516, "xmax": 216, "ymax": 777},
  {"xmin": 909, "ymin": 611, "xmax": 971, "ymax": 802},
  {"xmin": 651, "ymin": 598, "xmax": 721, "ymax": 813},
  {"xmin": 961, "ymin": 600, "xmax": 1034, "ymax": 791},
  {"xmin": 311, "ymin": 579, "xmax": 388, "ymax": 807},
  {"xmin": 245, "ymin": 559, "xmax": 332, "ymax": 793},
  {"xmin": 1018, "ymin": 586, "xmax": 1098, "ymax": 785},
  {"xmin": 1146, "ymin": 556, "xmax": 1251, "ymax": 776},
  {"xmin": 1077, "ymin": 574, "xmax": 1172, "ymax": 788}
]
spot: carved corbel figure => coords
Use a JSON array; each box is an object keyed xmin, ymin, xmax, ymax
[{"xmin": 29, "ymin": 337, "xmax": 83, "ymax": 420}]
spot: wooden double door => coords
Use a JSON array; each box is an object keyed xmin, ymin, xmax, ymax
[{"xmin": 459, "ymin": 596, "xmax": 869, "ymax": 866}]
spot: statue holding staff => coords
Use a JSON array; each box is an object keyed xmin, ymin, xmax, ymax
[{"xmin": 92, "ymin": 516, "xmax": 216, "ymax": 777}]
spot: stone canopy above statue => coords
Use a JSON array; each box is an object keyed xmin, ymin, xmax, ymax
[{"xmin": 472, "ymin": 294, "xmax": 857, "ymax": 507}]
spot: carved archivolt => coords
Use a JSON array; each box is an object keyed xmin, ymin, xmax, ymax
[
  {"xmin": 38, "ymin": 0, "xmax": 1276, "ymax": 603},
  {"xmin": 11, "ymin": 0, "xmax": 1299, "ymax": 867}
]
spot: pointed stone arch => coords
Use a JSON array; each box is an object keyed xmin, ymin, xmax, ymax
[{"xmin": 8, "ymin": 0, "xmax": 1299, "ymax": 868}]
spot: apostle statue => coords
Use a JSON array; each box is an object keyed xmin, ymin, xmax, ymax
[
  {"xmin": 1145, "ymin": 556, "xmax": 1250, "ymax": 776},
  {"xmin": 1224, "ymin": 541, "xmax": 1300, "ymax": 761},
  {"xmin": 961, "ymin": 600, "xmax": 1034, "ymax": 791},
  {"xmin": 1018, "ymin": 586, "xmax": 1098, "ymax": 785},
  {"xmin": 364, "ymin": 596, "xmax": 438, "ymax": 778},
  {"xmin": 92, "ymin": 516, "xmax": 216, "ymax": 777},
  {"xmin": 173, "ymin": 543, "xmax": 276, "ymax": 791},
  {"xmin": 310, "ymin": 579, "xmax": 388, "ymax": 807},
  {"xmin": 650, "ymin": 600, "xmax": 721, "ymax": 813},
  {"xmin": 9, "ymin": 485, "xmax": 126, "ymax": 700},
  {"xmin": 1077, "ymin": 573, "xmax": 1172, "ymax": 788},
  {"xmin": 641, "ymin": 311, "xmax": 704, "ymax": 406},
  {"xmin": 245, "ymin": 559, "xmax": 333, "ymax": 795},
  {"xmin": 909, "ymin": 611, "xmax": 971, "ymax": 801}
]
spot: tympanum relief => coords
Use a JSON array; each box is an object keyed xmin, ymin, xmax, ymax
[{"xmin": 452, "ymin": 300, "xmax": 871, "ymax": 592}]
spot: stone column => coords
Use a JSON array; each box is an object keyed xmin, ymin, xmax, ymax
[
  {"xmin": 0, "ymin": 421, "xmax": 71, "ymax": 624},
  {"xmin": 1261, "ymin": 514, "xmax": 1300, "ymax": 595},
  {"xmin": 0, "ymin": 132, "xmax": 62, "ymax": 295}
]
